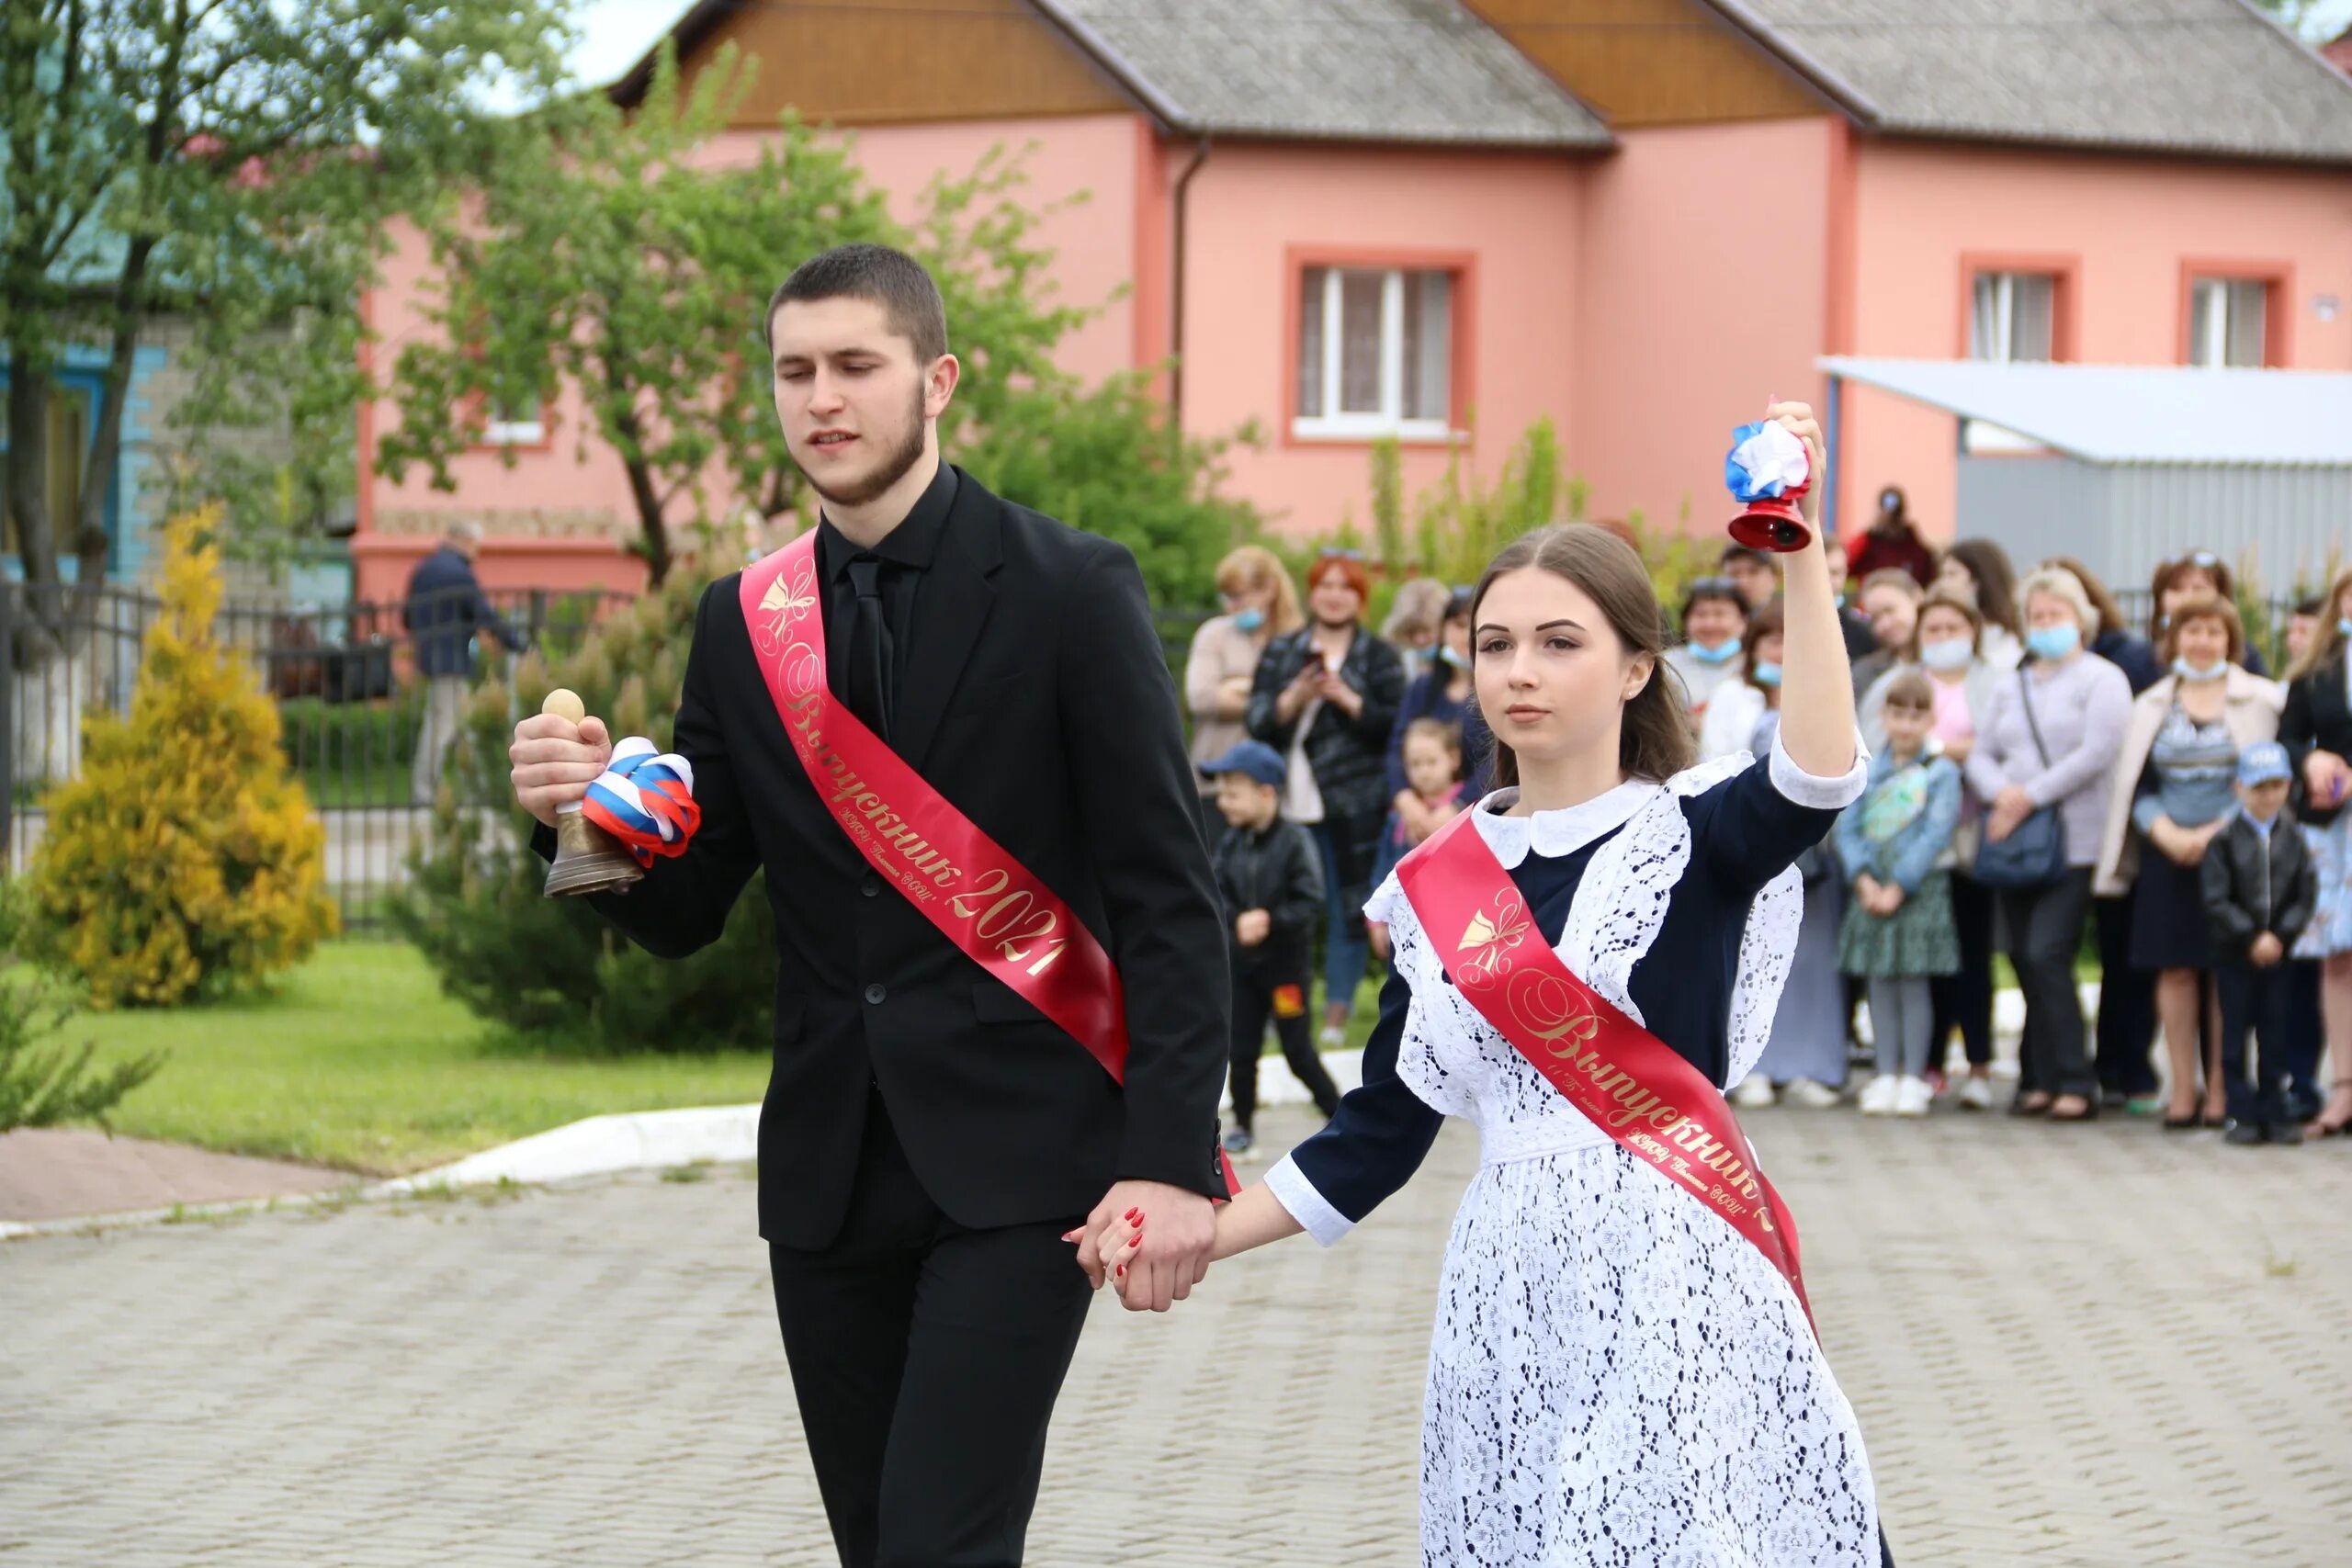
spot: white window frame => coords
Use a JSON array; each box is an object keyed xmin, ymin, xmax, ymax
[
  {"xmin": 1293, "ymin": 265, "xmax": 1455, "ymax": 443},
  {"xmin": 2188, "ymin": 276, "xmax": 2267, "ymax": 369},
  {"xmin": 481, "ymin": 400, "xmax": 545, "ymax": 446},
  {"xmin": 1969, "ymin": 271, "xmax": 2056, "ymax": 364}
]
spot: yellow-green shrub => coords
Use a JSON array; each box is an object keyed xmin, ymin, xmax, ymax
[{"xmin": 28, "ymin": 507, "xmax": 338, "ymax": 1006}]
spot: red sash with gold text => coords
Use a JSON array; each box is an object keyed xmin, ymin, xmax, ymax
[
  {"xmin": 740, "ymin": 531, "xmax": 1236, "ymax": 1195},
  {"xmin": 1396, "ymin": 807, "xmax": 1813, "ymax": 1325}
]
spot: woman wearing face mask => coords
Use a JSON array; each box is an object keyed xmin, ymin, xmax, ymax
[
  {"xmin": 2147, "ymin": 551, "xmax": 2268, "ymax": 676},
  {"xmin": 1382, "ymin": 577, "xmax": 1453, "ymax": 681},
  {"xmin": 1964, "ymin": 568, "xmax": 2132, "ymax": 1121},
  {"xmin": 1187, "ymin": 547, "xmax": 1303, "ymax": 829},
  {"xmin": 2094, "ymin": 594, "xmax": 2281, "ymax": 1127},
  {"xmin": 1661, "ymin": 575, "xmax": 1749, "ymax": 731},
  {"xmin": 1934, "ymin": 539, "xmax": 2025, "ymax": 671},
  {"xmin": 1860, "ymin": 591, "xmax": 2003, "ymax": 1105},
  {"xmin": 2281, "ymin": 568, "xmax": 2352, "ymax": 1136},
  {"xmin": 1386, "ymin": 586, "xmax": 1494, "ymax": 818},
  {"xmin": 1250, "ymin": 554, "xmax": 1409, "ymax": 1047}
]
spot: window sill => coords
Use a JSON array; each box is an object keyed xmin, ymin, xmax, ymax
[
  {"xmin": 480, "ymin": 421, "xmax": 546, "ymax": 446},
  {"xmin": 1288, "ymin": 419, "xmax": 1462, "ymax": 447}
]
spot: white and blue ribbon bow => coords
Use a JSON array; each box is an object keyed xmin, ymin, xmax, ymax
[{"xmin": 1724, "ymin": 419, "xmax": 1810, "ymax": 502}]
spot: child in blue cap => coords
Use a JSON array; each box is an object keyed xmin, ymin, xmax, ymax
[
  {"xmin": 2201, "ymin": 740, "xmax": 2320, "ymax": 1145},
  {"xmin": 1201, "ymin": 739, "xmax": 1344, "ymax": 1156}
]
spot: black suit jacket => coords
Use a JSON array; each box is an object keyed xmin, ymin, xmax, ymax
[
  {"xmin": 538, "ymin": 470, "xmax": 1230, "ymax": 1247},
  {"xmin": 2283, "ymin": 656, "xmax": 2352, "ymax": 826}
]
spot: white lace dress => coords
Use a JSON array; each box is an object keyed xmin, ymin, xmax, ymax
[{"xmin": 1265, "ymin": 746, "xmax": 1882, "ymax": 1567}]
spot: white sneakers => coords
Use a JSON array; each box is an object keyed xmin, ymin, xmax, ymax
[
  {"xmin": 1956, "ymin": 1075, "xmax": 1996, "ymax": 1111},
  {"xmin": 1779, "ymin": 1077, "xmax": 1842, "ymax": 1110},
  {"xmin": 1731, "ymin": 1075, "xmax": 1776, "ymax": 1109},
  {"xmin": 1861, "ymin": 1075, "xmax": 1935, "ymax": 1117}
]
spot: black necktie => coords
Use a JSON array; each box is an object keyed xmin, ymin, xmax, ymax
[{"xmin": 845, "ymin": 555, "xmax": 894, "ymax": 740}]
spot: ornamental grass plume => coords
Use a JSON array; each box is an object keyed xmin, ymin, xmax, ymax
[{"xmin": 27, "ymin": 507, "xmax": 337, "ymax": 1006}]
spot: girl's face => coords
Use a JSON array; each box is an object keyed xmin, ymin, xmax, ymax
[
  {"xmin": 1862, "ymin": 584, "xmax": 1918, "ymax": 653},
  {"xmin": 1474, "ymin": 567, "xmax": 1650, "ymax": 776},
  {"xmin": 1309, "ymin": 569, "xmax": 1362, "ymax": 627},
  {"xmin": 1934, "ymin": 556, "xmax": 1977, "ymax": 602},
  {"xmin": 1917, "ymin": 605, "xmax": 1976, "ymax": 666},
  {"xmin": 1442, "ymin": 614, "xmax": 1472, "ymax": 664},
  {"xmin": 2176, "ymin": 615, "xmax": 2229, "ymax": 671},
  {"xmin": 1684, "ymin": 596, "xmax": 1744, "ymax": 648},
  {"xmin": 1402, "ymin": 733, "xmax": 1459, "ymax": 797},
  {"xmin": 1882, "ymin": 701, "xmax": 1932, "ymax": 750},
  {"xmin": 2162, "ymin": 568, "xmax": 2219, "ymax": 615},
  {"xmin": 2287, "ymin": 612, "xmax": 2317, "ymax": 662},
  {"xmin": 1752, "ymin": 632, "xmax": 1785, "ymax": 670}
]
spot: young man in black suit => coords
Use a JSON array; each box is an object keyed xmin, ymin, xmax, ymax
[{"xmin": 508, "ymin": 244, "xmax": 1228, "ymax": 1568}]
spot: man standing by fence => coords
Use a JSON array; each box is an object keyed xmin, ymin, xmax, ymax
[{"xmin": 403, "ymin": 520, "xmax": 522, "ymax": 804}]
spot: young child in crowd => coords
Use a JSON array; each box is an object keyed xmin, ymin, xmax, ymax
[
  {"xmin": 2201, "ymin": 741, "xmax": 2319, "ymax": 1146},
  {"xmin": 1368, "ymin": 717, "xmax": 1465, "ymax": 961},
  {"xmin": 1202, "ymin": 739, "xmax": 1344, "ymax": 1157},
  {"xmin": 1834, "ymin": 671, "xmax": 1963, "ymax": 1117}
]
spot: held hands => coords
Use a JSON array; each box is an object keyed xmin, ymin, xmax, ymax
[
  {"xmin": 510, "ymin": 710, "xmax": 616, "ymax": 829},
  {"xmin": 1235, "ymin": 908, "xmax": 1272, "ymax": 947},
  {"xmin": 2250, "ymin": 931, "xmax": 2285, "ymax": 968},
  {"xmin": 1068, "ymin": 1180, "xmax": 1216, "ymax": 1312}
]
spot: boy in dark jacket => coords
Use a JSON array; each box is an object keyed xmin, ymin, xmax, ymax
[
  {"xmin": 1202, "ymin": 740, "xmax": 1343, "ymax": 1156},
  {"xmin": 2201, "ymin": 742, "xmax": 2319, "ymax": 1145}
]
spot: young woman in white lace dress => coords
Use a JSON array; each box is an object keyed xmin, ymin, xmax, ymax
[{"xmin": 1091, "ymin": 402, "xmax": 1889, "ymax": 1566}]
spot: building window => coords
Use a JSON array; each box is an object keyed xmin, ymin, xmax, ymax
[
  {"xmin": 1295, "ymin": 265, "xmax": 1453, "ymax": 439},
  {"xmin": 481, "ymin": 397, "xmax": 544, "ymax": 446},
  {"xmin": 1, "ymin": 380, "xmax": 94, "ymax": 567},
  {"xmin": 1969, "ymin": 271, "xmax": 2056, "ymax": 362},
  {"xmin": 2188, "ymin": 276, "xmax": 2267, "ymax": 368}
]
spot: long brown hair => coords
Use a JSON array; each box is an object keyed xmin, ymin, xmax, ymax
[
  {"xmin": 2289, "ymin": 567, "xmax": 2352, "ymax": 683},
  {"xmin": 1470, "ymin": 524, "xmax": 1693, "ymax": 788},
  {"xmin": 1940, "ymin": 539, "xmax": 2021, "ymax": 640}
]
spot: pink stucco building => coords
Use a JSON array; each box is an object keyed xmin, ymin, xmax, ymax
[{"xmin": 356, "ymin": 0, "xmax": 2352, "ymax": 603}]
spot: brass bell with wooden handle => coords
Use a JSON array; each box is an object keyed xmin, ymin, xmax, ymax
[{"xmin": 539, "ymin": 687, "xmax": 644, "ymax": 898}]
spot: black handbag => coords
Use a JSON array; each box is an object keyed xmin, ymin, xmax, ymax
[{"xmin": 1972, "ymin": 669, "xmax": 2068, "ymax": 889}]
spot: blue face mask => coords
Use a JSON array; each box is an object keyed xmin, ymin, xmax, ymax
[
  {"xmin": 2173, "ymin": 656, "xmax": 2225, "ymax": 683},
  {"xmin": 1920, "ymin": 638, "xmax": 1973, "ymax": 672},
  {"xmin": 1232, "ymin": 607, "xmax": 1264, "ymax": 633},
  {"xmin": 2025, "ymin": 624, "xmax": 2080, "ymax": 660},
  {"xmin": 1750, "ymin": 660, "xmax": 1783, "ymax": 689},
  {"xmin": 2339, "ymin": 617, "xmax": 2352, "ymax": 638},
  {"xmin": 1688, "ymin": 637, "xmax": 1739, "ymax": 665},
  {"xmin": 1437, "ymin": 645, "xmax": 1468, "ymax": 671}
]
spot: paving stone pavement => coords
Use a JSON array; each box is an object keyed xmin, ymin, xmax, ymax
[{"xmin": 5, "ymin": 1102, "xmax": 2348, "ymax": 1567}]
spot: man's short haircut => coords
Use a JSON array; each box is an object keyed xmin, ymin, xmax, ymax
[{"xmin": 764, "ymin": 243, "xmax": 949, "ymax": 365}]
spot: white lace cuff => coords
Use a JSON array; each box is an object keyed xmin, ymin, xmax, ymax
[
  {"xmin": 1264, "ymin": 1153, "xmax": 1353, "ymax": 1247},
  {"xmin": 1767, "ymin": 728, "xmax": 1870, "ymax": 810}
]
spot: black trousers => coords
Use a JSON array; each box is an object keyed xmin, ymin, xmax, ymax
[
  {"xmin": 768, "ymin": 1093, "xmax": 1091, "ymax": 1568},
  {"xmin": 1999, "ymin": 869, "xmax": 2098, "ymax": 1100},
  {"xmin": 1928, "ymin": 871, "xmax": 1997, "ymax": 1070},
  {"xmin": 2091, "ymin": 893, "xmax": 2160, "ymax": 1099},
  {"xmin": 1229, "ymin": 934, "xmax": 1342, "ymax": 1131},
  {"xmin": 2217, "ymin": 962, "xmax": 2297, "ymax": 1126}
]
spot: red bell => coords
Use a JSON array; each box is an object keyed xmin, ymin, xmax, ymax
[{"xmin": 1727, "ymin": 496, "xmax": 1812, "ymax": 554}]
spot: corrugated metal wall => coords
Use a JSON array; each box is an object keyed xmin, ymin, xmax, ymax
[{"xmin": 1958, "ymin": 457, "xmax": 2350, "ymax": 596}]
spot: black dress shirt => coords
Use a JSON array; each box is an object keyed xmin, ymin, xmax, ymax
[{"xmin": 814, "ymin": 458, "xmax": 959, "ymax": 726}]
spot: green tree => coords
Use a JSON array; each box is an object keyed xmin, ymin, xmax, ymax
[{"xmin": 0, "ymin": 0, "xmax": 573, "ymax": 628}]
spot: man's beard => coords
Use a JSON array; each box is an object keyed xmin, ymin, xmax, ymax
[{"xmin": 798, "ymin": 388, "xmax": 930, "ymax": 510}]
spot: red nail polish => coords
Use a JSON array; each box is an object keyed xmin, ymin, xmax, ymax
[
  {"xmin": 1114, "ymin": 1264, "xmax": 1125, "ymax": 1278},
  {"xmin": 1124, "ymin": 1208, "xmax": 1140, "ymax": 1223}
]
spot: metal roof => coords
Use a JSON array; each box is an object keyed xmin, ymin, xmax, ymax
[
  {"xmin": 1819, "ymin": 357, "xmax": 2352, "ymax": 468},
  {"xmin": 1722, "ymin": 0, "xmax": 2352, "ymax": 165},
  {"xmin": 1035, "ymin": 0, "xmax": 1612, "ymax": 148}
]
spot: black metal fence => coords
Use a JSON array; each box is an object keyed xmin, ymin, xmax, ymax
[{"xmin": 0, "ymin": 581, "xmax": 630, "ymax": 931}]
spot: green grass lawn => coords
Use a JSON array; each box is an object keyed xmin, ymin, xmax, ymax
[{"xmin": 74, "ymin": 942, "xmax": 770, "ymax": 1178}]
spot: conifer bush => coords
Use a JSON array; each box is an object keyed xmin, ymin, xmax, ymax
[{"xmin": 26, "ymin": 508, "xmax": 337, "ymax": 1007}]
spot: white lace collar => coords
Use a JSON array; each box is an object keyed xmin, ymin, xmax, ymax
[{"xmin": 1468, "ymin": 778, "xmax": 1661, "ymax": 868}]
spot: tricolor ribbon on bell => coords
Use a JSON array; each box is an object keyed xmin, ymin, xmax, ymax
[
  {"xmin": 1724, "ymin": 419, "xmax": 1814, "ymax": 553},
  {"xmin": 581, "ymin": 738, "xmax": 702, "ymax": 867}
]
